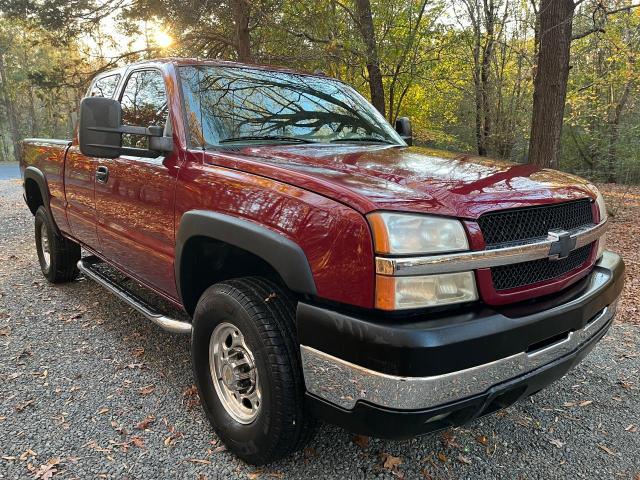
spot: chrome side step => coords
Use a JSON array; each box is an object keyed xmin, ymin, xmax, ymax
[{"xmin": 77, "ymin": 256, "xmax": 192, "ymax": 335}]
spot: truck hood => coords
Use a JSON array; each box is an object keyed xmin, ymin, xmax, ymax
[{"xmin": 207, "ymin": 144, "xmax": 596, "ymax": 219}]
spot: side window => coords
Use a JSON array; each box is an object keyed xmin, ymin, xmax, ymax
[
  {"xmin": 120, "ymin": 70, "xmax": 168, "ymax": 149},
  {"xmin": 89, "ymin": 74, "xmax": 120, "ymax": 98}
]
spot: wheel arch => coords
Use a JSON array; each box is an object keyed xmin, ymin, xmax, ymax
[
  {"xmin": 23, "ymin": 167, "xmax": 51, "ymax": 216},
  {"xmin": 176, "ymin": 210, "xmax": 317, "ymax": 316}
]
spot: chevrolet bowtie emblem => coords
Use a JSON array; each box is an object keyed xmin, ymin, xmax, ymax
[{"xmin": 547, "ymin": 230, "xmax": 576, "ymax": 260}]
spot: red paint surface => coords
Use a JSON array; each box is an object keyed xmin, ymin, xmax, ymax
[{"xmin": 19, "ymin": 59, "xmax": 600, "ymax": 311}]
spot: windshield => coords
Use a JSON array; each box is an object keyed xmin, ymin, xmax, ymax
[{"xmin": 178, "ymin": 65, "xmax": 405, "ymax": 147}]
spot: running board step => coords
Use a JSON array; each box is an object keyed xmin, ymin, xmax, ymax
[{"xmin": 78, "ymin": 256, "xmax": 192, "ymax": 334}]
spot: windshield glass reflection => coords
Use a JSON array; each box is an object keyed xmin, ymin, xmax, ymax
[{"xmin": 178, "ymin": 65, "xmax": 404, "ymax": 147}]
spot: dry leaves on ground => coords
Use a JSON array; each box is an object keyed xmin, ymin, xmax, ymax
[
  {"xmin": 597, "ymin": 444, "xmax": 616, "ymax": 456},
  {"xmin": 135, "ymin": 415, "xmax": 156, "ymax": 430},
  {"xmin": 138, "ymin": 385, "xmax": 155, "ymax": 395},
  {"xmin": 352, "ymin": 434, "xmax": 369, "ymax": 448},
  {"xmin": 31, "ymin": 458, "xmax": 60, "ymax": 479},
  {"xmin": 549, "ymin": 439, "xmax": 565, "ymax": 448},
  {"xmin": 599, "ymin": 184, "xmax": 640, "ymax": 325},
  {"xmin": 380, "ymin": 452, "xmax": 405, "ymax": 479}
]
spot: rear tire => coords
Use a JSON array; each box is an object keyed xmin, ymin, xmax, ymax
[
  {"xmin": 34, "ymin": 206, "xmax": 80, "ymax": 283},
  {"xmin": 191, "ymin": 277, "xmax": 316, "ymax": 465}
]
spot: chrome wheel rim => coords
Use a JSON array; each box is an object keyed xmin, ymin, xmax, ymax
[
  {"xmin": 209, "ymin": 322, "xmax": 261, "ymax": 424},
  {"xmin": 40, "ymin": 223, "xmax": 51, "ymax": 269}
]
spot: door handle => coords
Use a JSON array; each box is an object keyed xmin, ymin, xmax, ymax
[{"xmin": 96, "ymin": 166, "xmax": 109, "ymax": 183}]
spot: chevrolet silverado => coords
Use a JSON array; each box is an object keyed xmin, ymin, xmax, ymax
[{"xmin": 20, "ymin": 58, "xmax": 624, "ymax": 464}]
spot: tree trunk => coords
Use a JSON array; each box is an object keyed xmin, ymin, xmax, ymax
[
  {"xmin": 528, "ymin": 0, "xmax": 575, "ymax": 169},
  {"xmin": 231, "ymin": 0, "xmax": 252, "ymax": 62},
  {"xmin": 0, "ymin": 53, "xmax": 21, "ymax": 162},
  {"xmin": 606, "ymin": 81, "xmax": 632, "ymax": 183},
  {"xmin": 478, "ymin": 1, "xmax": 495, "ymax": 156},
  {"xmin": 354, "ymin": 0, "xmax": 386, "ymax": 117}
]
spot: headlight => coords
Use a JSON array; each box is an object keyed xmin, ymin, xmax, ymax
[
  {"xmin": 376, "ymin": 272, "xmax": 478, "ymax": 310},
  {"xmin": 368, "ymin": 212, "xmax": 469, "ymax": 254},
  {"xmin": 369, "ymin": 212, "xmax": 476, "ymax": 310}
]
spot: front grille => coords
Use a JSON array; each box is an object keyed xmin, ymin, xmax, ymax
[
  {"xmin": 478, "ymin": 199, "xmax": 594, "ymax": 247},
  {"xmin": 491, "ymin": 244, "xmax": 593, "ymax": 291}
]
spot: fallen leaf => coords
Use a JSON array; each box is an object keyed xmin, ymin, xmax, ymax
[
  {"xmin": 138, "ymin": 385, "xmax": 155, "ymax": 395},
  {"xmin": 16, "ymin": 399, "xmax": 34, "ymax": 412},
  {"xmin": 19, "ymin": 449, "xmax": 36, "ymax": 461},
  {"xmin": 457, "ymin": 454, "xmax": 472, "ymax": 465},
  {"xmin": 440, "ymin": 431, "xmax": 460, "ymax": 449},
  {"xmin": 0, "ymin": 326, "xmax": 10, "ymax": 336},
  {"xmin": 183, "ymin": 385, "xmax": 200, "ymax": 409},
  {"xmin": 130, "ymin": 436, "xmax": 145, "ymax": 449},
  {"xmin": 303, "ymin": 447, "xmax": 316, "ymax": 458},
  {"xmin": 352, "ymin": 434, "xmax": 369, "ymax": 448},
  {"xmin": 421, "ymin": 468, "xmax": 433, "ymax": 479},
  {"xmin": 135, "ymin": 415, "xmax": 156, "ymax": 430},
  {"xmin": 578, "ymin": 400, "xmax": 593, "ymax": 407},
  {"xmin": 598, "ymin": 444, "xmax": 616, "ymax": 456},
  {"xmin": 247, "ymin": 470, "xmax": 263, "ymax": 480},
  {"xmin": 475, "ymin": 435, "xmax": 488, "ymax": 446},
  {"xmin": 98, "ymin": 408, "xmax": 109, "ymax": 415},
  {"xmin": 381, "ymin": 453, "xmax": 402, "ymax": 470},
  {"xmin": 33, "ymin": 458, "xmax": 60, "ymax": 480},
  {"xmin": 549, "ymin": 439, "xmax": 565, "ymax": 448},
  {"xmin": 625, "ymin": 424, "xmax": 638, "ymax": 433},
  {"xmin": 437, "ymin": 452, "xmax": 448, "ymax": 463},
  {"xmin": 212, "ymin": 445, "xmax": 227, "ymax": 453},
  {"xmin": 131, "ymin": 346, "xmax": 145, "ymax": 358},
  {"xmin": 187, "ymin": 459, "xmax": 211, "ymax": 465},
  {"xmin": 164, "ymin": 433, "xmax": 183, "ymax": 446},
  {"xmin": 562, "ymin": 401, "xmax": 576, "ymax": 407},
  {"xmin": 110, "ymin": 421, "xmax": 127, "ymax": 436}
]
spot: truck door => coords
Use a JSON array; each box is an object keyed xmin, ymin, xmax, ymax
[
  {"xmin": 94, "ymin": 68, "xmax": 181, "ymax": 298},
  {"xmin": 65, "ymin": 73, "xmax": 122, "ymax": 250}
]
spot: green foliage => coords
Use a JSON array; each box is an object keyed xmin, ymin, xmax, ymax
[{"xmin": 0, "ymin": 0, "xmax": 638, "ymax": 185}]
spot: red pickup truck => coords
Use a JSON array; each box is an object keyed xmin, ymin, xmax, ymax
[{"xmin": 20, "ymin": 58, "xmax": 624, "ymax": 464}]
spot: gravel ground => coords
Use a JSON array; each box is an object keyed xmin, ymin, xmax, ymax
[{"xmin": 0, "ymin": 178, "xmax": 639, "ymax": 480}]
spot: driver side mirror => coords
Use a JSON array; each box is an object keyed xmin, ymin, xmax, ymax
[
  {"xmin": 395, "ymin": 117, "xmax": 413, "ymax": 146},
  {"xmin": 79, "ymin": 96, "xmax": 173, "ymax": 158}
]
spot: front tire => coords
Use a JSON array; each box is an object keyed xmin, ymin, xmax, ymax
[
  {"xmin": 34, "ymin": 206, "xmax": 81, "ymax": 283},
  {"xmin": 191, "ymin": 277, "xmax": 315, "ymax": 465}
]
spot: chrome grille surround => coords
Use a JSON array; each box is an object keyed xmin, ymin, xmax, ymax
[{"xmin": 375, "ymin": 219, "xmax": 607, "ymax": 277}]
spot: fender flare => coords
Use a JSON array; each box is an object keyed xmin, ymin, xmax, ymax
[
  {"xmin": 175, "ymin": 210, "xmax": 317, "ymax": 308},
  {"xmin": 23, "ymin": 166, "xmax": 53, "ymax": 217}
]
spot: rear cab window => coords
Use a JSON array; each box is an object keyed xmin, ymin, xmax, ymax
[{"xmin": 88, "ymin": 74, "xmax": 121, "ymax": 98}]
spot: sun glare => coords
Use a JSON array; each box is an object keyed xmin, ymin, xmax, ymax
[{"xmin": 154, "ymin": 30, "xmax": 173, "ymax": 48}]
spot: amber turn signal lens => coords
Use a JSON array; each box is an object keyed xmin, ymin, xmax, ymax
[
  {"xmin": 368, "ymin": 213, "xmax": 391, "ymax": 254},
  {"xmin": 375, "ymin": 275, "xmax": 397, "ymax": 310}
]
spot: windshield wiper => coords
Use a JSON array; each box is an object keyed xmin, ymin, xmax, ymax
[
  {"xmin": 219, "ymin": 135, "xmax": 318, "ymax": 144},
  {"xmin": 329, "ymin": 137, "xmax": 394, "ymax": 144}
]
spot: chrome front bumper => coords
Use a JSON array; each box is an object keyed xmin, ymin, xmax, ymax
[{"xmin": 301, "ymin": 300, "xmax": 617, "ymax": 411}]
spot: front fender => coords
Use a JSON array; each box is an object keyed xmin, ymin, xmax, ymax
[{"xmin": 175, "ymin": 210, "xmax": 317, "ymax": 308}]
